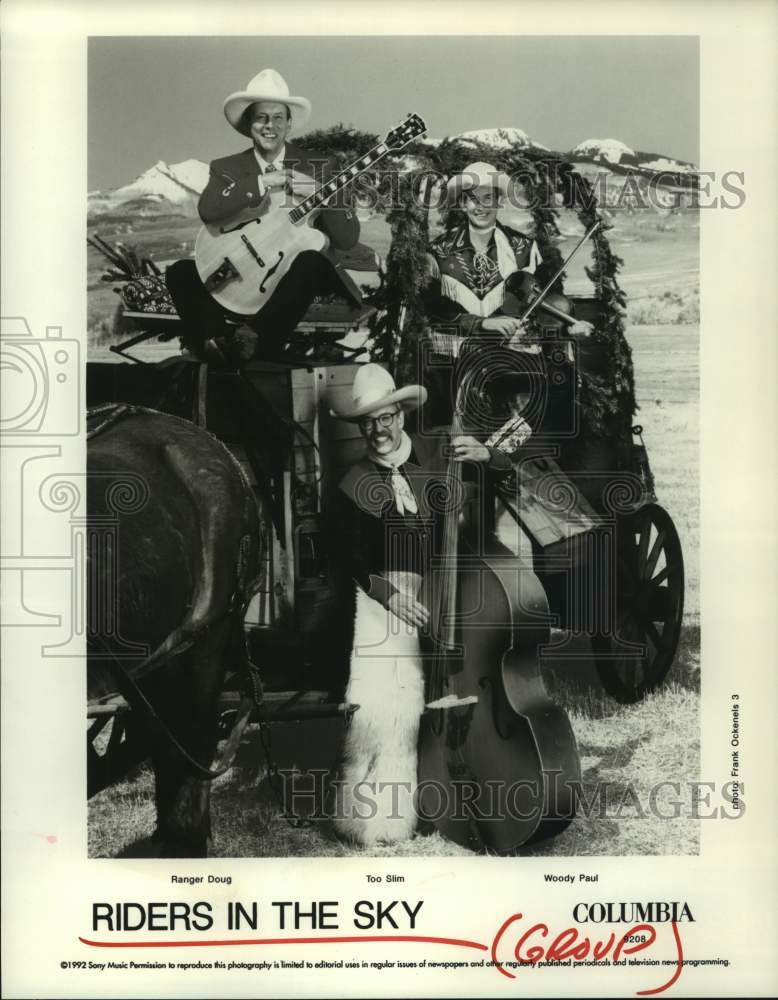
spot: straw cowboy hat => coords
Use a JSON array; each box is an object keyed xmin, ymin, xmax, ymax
[
  {"xmin": 223, "ymin": 68, "xmax": 312, "ymax": 136},
  {"xmin": 446, "ymin": 160, "xmax": 511, "ymax": 200},
  {"xmin": 330, "ymin": 364, "xmax": 427, "ymax": 422}
]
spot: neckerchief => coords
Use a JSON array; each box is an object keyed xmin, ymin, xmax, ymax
[{"xmin": 367, "ymin": 431, "xmax": 418, "ymax": 515}]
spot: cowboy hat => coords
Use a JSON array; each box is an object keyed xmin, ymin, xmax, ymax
[
  {"xmin": 446, "ymin": 160, "xmax": 510, "ymax": 200},
  {"xmin": 330, "ymin": 364, "xmax": 427, "ymax": 422},
  {"xmin": 223, "ymin": 68, "xmax": 312, "ymax": 137}
]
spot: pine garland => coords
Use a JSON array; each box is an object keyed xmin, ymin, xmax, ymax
[{"xmin": 367, "ymin": 175, "xmax": 430, "ymax": 380}]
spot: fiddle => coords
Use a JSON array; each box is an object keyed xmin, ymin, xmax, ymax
[
  {"xmin": 504, "ymin": 221, "xmax": 602, "ymax": 339},
  {"xmin": 503, "ymin": 270, "xmax": 576, "ymax": 331}
]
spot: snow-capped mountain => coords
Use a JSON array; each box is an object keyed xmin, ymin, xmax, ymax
[
  {"xmin": 571, "ymin": 138, "xmax": 696, "ymax": 176},
  {"xmin": 88, "ymin": 159, "xmax": 209, "ymax": 218},
  {"xmin": 421, "ymin": 127, "xmax": 548, "ymax": 152},
  {"xmin": 572, "ymin": 138, "xmax": 636, "ymax": 164},
  {"xmin": 456, "ymin": 126, "xmax": 548, "ymax": 151},
  {"xmin": 115, "ymin": 159, "xmax": 209, "ymax": 202},
  {"xmin": 635, "ymin": 155, "xmax": 696, "ymax": 175}
]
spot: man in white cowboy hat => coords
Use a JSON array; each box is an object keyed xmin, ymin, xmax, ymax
[
  {"xmin": 424, "ymin": 161, "xmax": 541, "ymax": 343},
  {"xmin": 166, "ymin": 68, "xmax": 361, "ymax": 365},
  {"xmin": 421, "ymin": 160, "xmax": 592, "ymax": 425},
  {"xmin": 327, "ymin": 363, "xmax": 514, "ymax": 846}
]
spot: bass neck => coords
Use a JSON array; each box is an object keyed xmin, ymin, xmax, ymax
[
  {"xmin": 433, "ymin": 411, "xmax": 464, "ymax": 655},
  {"xmin": 287, "ymin": 142, "xmax": 391, "ymax": 224}
]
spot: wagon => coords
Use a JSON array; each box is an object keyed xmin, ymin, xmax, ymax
[{"xmin": 85, "ymin": 256, "xmax": 684, "ymax": 808}]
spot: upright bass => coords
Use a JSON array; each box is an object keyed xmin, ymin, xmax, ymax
[{"xmin": 417, "ymin": 389, "xmax": 581, "ymax": 853}]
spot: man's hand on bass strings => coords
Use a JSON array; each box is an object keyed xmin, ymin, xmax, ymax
[{"xmin": 451, "ymin": 435, "xmax": 491, "ymax": 464}]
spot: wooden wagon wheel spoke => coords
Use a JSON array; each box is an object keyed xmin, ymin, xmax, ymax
[
  {"xmin": 637, "ymin": 518, "xmax": 652, "ymax": 571},
  {"xmin": 88, "ymin": 715, "xmax": 111, "ymax": 743},
  {"xmin": 644, "ymin": 619, "xmax": 665, "ymax": 652},
  {"xmin": 644, "ymin": 584, "xmax": 674, "ymax": 622},
  {"xmin": 593, "ymin": 504, "xmax": 684, "ymax": 703},
  {"xmin": 643, "ymin": 528, "xmax": 667, "ymax": 581}
]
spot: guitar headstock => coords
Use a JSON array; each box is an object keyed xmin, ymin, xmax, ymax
[{"xmin": 384, "ymin": 113, "xmax": 428, "ymax": 150}]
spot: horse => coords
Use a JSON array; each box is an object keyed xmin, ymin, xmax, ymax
[{"xmin": 86, "ymin": 404, "xmax": 263, "ymax": 857}]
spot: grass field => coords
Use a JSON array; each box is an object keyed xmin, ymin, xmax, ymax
[
  {"xmin": 87, "ymin": 208, "xmax": 699, "ymax": 341},
  {"xmin": 87, "ymin": 207, "xmax": 700, "ymax": 859}
]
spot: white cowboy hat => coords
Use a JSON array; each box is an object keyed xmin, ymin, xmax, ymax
[
  {"xmin": 446, "ymin": 160, "xmax": 510, "ymax": 200},
  {"xmin": 330, "ymin": 364, "xmax": 427, "ymax": 422},
  {"xmin": 223, "ymin": 68, "xmax": 312, "ymax": 137}
]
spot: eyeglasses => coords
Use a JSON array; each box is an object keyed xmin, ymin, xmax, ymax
[
  {"xmin": 251, "ymin": 112, "xmax": 289, "ymax": 126},
  {"xmin": 463, "ymin": 190, "xmax": 500, "ymax": 209},
  {"xmin": 358, "ymin": 410, "xmax": 400, "ymax": 432}
]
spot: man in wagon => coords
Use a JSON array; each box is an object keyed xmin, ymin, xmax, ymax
[
  {"xmin": 420, "ymin": 160, "xmax": 592, "ymax": 426},
  {"xmin": 165, "ymin": 68, "xmax": 362, "ymax": 366},
  {"xmin": 327, "ymin": 363, "xmax": 515, "ymax": 846}
]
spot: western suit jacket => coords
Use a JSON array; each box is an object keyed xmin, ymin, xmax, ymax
[
  {"xmin": 331, "ymin": 430, "xmax": 513, "ymax": 608},
  {"xmin": 197, "ymin": 142, "xmax": 360, "ymax": 252}
]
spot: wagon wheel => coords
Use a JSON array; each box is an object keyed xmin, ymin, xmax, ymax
[{"xmin": 591, "ymin": 503, "xmax": 684, "ymax": 703}]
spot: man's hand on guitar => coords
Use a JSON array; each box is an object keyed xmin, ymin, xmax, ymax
[
  {"xmin": 260, "ymin": 169, "xmax": 288, "ymax": 193},
  {"xmin": 262, "ymin": 168, "xmax": 318, "ymax": 209},
  {"xmin": 287, "ymin": 169, "xmax": 317, "ymax": 198},
  {"xmin": 387, "ymin": 592, "xmax": 430, "ymax": 630},
  {"xmin": 480, "ymin": 316, "xmax": 527, "ymax": 340}
]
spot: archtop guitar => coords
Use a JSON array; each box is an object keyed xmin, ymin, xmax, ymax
[{"xmin": 194, "ymin": 113, "xmax": 427, "ymax": 315}]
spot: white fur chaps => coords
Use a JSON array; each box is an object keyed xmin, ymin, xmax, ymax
[{"xmin": 333, "ymin": 572, "xmax": 425, "ymax": 846}]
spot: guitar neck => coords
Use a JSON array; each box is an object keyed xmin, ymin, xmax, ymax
[{"xmin": 288, "ymin": 142, "xmax": 391, "ymax": 223}]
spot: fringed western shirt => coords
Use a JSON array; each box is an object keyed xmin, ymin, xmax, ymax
[{"xmin": 423, "ymin": 221, "xmax": 542, "ymax": 336}]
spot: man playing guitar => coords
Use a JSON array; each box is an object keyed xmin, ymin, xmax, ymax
[{"xmin": 166, "ymin": 68, "xmax": 361, "ymax": 366}]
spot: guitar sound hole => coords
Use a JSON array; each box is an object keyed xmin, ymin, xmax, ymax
[{"xmin": 259, "ymin": 251, "xmax": 284, "ymax": 293}]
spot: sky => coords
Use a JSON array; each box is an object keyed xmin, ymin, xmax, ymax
[{"xmin": 88, "ymin": 36, "xmax": 699, "ymax": 190}]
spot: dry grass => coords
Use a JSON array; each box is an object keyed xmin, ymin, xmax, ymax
[
  {"xmin": 85, "ymin": 209, "xmax": 700, "ymax": 342},
  {"xmin": 88, "ymin": 674, "xmax": 699, "ymax": 860},
  {"xmin": 530, "ymin": 683, "xmax": 700, "ymax": 858},
  {"xmin": 628, "ymin": 288, "xmax": 699, "ymax": 325}
]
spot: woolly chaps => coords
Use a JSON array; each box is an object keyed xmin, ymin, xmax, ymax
[{"xmin": 333, "ymin": 572, "xmax": 425, "ymax": 846}]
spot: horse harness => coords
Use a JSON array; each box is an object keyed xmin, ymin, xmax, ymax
[{"xmin": 88, "ymin": 403, "xmax": 264, "ymax": 781}]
